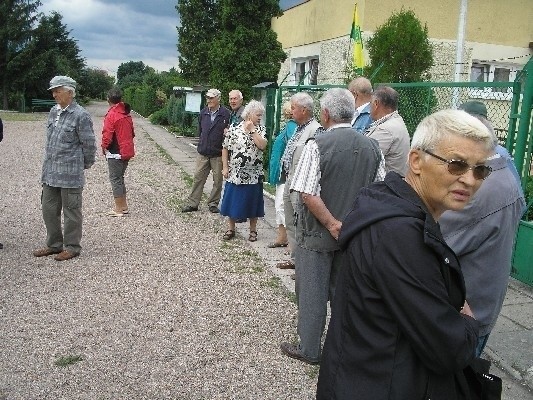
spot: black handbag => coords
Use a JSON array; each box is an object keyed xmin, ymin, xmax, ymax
[
  {"xmin": 438, "ymin": 263, "xmax": 502, "ymax": 400},
  {"xmin": 461, "ymin": 357, "xmax": 502, "ymax": 400}
]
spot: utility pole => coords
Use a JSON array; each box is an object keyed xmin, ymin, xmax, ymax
[{"xmin": 452, "ymin": 0, "xmax": 468, "ymax": 108}]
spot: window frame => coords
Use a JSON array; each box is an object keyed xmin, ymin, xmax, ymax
[
  {"xmin": 468, "ymin": 61, "xmax": 518, "ymax": 101},
  {"xmin": 291, "ymin": 57, "xmax": 319, "ymax": 85}
]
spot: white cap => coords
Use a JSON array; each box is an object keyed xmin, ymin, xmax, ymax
[
  {"xmin": 205, "ymin": 88, "xmax": 221, "ymax": 98},
  {"xmin": 48, "ymin": 75, "xmax": 77, "ymax": 90}
]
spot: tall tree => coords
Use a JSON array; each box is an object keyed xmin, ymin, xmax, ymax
[
  {"xmin": 208, "ymin": 0, "xmax": 286, "ymax": 99},
  {"xmin": 176, "ymin": 0, "xmax": 218, "ymax": 85},
  {"xmin": 0, "ymin": 0, "xmax": 42, "ymax": 109},
  {"xmin": 22, "ymin": 12, "xmax": 86, "ymax": 100}
]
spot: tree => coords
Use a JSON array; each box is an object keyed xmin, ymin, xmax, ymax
[
  {"xmin": 0, "ymin": 0, "xmax": 42, "ymax": 109},
  {"xmin": 208, "ymin": 0, "xmax": 286, "ymax": 99},
  {"xmin": 117, "ymin": 60, "xmax": 149, "ymax": 86},
  {"xmin": 78, "ymin": 68, "xmax": 115, "ymax": 100},
  {"xmin": 22, "ymin": 12, "xmax": 86, "ymax": 100},
  {"xmin": 366, "ymin": 9, "xmax": 435, "ymax": 135},
  {"xmin": 176, "ymin": 0, "xmax": 219, "ymax": 84},
  {"xmin": 366, "ymin": 9, "xmax": 433, "ymax": 83}
]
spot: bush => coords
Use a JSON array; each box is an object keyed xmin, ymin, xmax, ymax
[
  {"xmin": 367, "ymin": 9, "xmax": 433, "ymax": 83},
  {"xmin": 149, "ymin": 108, "xmax": 169, "ymax": 125}
]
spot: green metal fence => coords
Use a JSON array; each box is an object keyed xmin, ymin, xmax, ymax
[{"xmin": 268, "ymin": 57, "xmax": 533, "ymax": 285}]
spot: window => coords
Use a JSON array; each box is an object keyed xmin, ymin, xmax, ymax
[
  {"xmin": 292, "ymin": 57, "xmax": 319, "ymax": 85},
  {"xmin": 470, "ymin": 64, "xmax": 487, "ymax": 82},
  {"xmin": 492, "ymin": 67, "xmax": 511, "ymax": 93},
  {"xmin": 469, "ymin": 62, "xmax": 519, "ymax": 100}
]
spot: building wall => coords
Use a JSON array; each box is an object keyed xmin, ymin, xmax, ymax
[
  {"xmin": 274, "ymin": 0, "xmax": 531, "ymax": 49},
  {"xmin": 273, "ymin": 0, "xmax": 531, "ymax": 84}
]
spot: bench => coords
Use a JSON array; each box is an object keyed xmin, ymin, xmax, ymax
[{"xmin": 31, "ymin": 99, "xmax": 56, "ymax": 112}]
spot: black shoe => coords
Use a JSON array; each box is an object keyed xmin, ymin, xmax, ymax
[
  {"xmin": 280, "ymin": 342, "xmax": 319, "ymax": 365},
  {"xmin": 0, "ymin": 243, "xmax": 3, "ymax": 249},
  {"xmin": 181, "ymin": 205, "xmax": 199, "ymax": 213},
  {"xmin": 235, "ymin": 218, "xmax": 247, "ymax": 223},
  {"xmin": 209, "ymin": 205, "xmax": 219, "ymax": 213}
]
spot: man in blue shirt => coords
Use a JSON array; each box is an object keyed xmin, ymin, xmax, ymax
[{"xmin": 348, "ymin": 77, "xmax": 373, "ymax": 133}]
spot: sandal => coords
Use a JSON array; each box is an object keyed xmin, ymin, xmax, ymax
[
  {"xmin": 267, "ymin": 242, "xmax": 288, "ymax": 248},
  {"xmin": 222, "ymin": 230, "xmax": 235, "ymax": 240},
  {"xmin": 248, "ymin": 231, "xmax": 258, "ymax": 242}
]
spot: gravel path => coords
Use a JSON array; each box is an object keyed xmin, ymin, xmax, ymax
[{"xmin": 0, "ymin": 103, "xmax": 317, "ymax": 399}]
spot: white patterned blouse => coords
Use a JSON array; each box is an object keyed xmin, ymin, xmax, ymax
[{"xmin": 223, "ymin": 121, "xmax": 267, "ymax": 185}]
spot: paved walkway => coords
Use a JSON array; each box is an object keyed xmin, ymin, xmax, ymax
[{"xmin": 139, "ymin": 108, "xmax": 533, "ymax": 395}]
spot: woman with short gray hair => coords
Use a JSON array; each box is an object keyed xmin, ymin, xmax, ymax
[
  {"xmin": 220, "ymin": 100, "xmax": 268, "ymax": 241},
  {"xmin": 318, "ymin": 109, "xmax": 494, "ymax": 399}
]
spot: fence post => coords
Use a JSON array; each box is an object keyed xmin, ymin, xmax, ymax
[{"xmin": 512, "ymin": 57, "xmax": 532, "ymax": 182}]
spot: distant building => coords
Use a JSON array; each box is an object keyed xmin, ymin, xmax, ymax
[{"xmin": 272, "ymin": 0, "xmax": 531, "ymax": 88}]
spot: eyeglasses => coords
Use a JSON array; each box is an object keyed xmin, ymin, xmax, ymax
[{"xmin": 420, "ymin": 149, "xmax": 492, "ymax": 180}]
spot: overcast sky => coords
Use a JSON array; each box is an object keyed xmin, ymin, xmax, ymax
[
  {"xmin": 40, "ymin": 0, "xmax": 180, "ymax": 76},
  {"xmin": 39, "ymin": 0, "xmax": 299, "ymax": 78}
]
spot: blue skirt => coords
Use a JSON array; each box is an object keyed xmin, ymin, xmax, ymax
[{"xmin": 220, "ymin": 181, "xmax": 265, "ymax": 219}]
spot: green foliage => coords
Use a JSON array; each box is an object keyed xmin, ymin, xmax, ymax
[
  {"xmin": 393, "ymin": 86, "xmax": 438, "ymax": 136},
  {"xmin": 208, "ymin": 0, "xmax": 286, "ymax": 99},
  {"xmin": 525, "ymin": 176, "xmax": 533, "ymax": 221},
  {"xmin": 0, "ymin": 0, "xmax": 42, "ymax": 108},
  {"xmin": 365, "ymin": 10, "xmax": 436, "ymax": 136},
  {"xmin": 123, "ymin": 84, "xmax": 158, "ymax": 118},
  {"xmin": 78, "ymin": 68, "xmax": 115, "ymax": 100},
  {"xmin": 367, "ymin": 9, "xmax": 433, "ymax": 83},
  {"xmin": 165, "ymin": 95, "xmax": 196, "ymax": 136},
  {"xmin": 24, "ymin": 12, "xmax": 86, "ymax": 99},
  {"xmin": 149, "ymin": 107, "xmax": 169, "ymax": 125},
  {"xmin": 177, "ymin": 0, "xmax": 219, "ymax": 84},
  {"xmin": 117, "ymin": 61, "xmax": 148, "ymax": 86}
]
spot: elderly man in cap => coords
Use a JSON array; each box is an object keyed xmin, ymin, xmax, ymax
[
  {"xmin": 182, "ymin": 88, "xmax": 230, "ymax": 213},
  {"xmin": 33, "ymin": 75, "xmax": 96, "ymax": 261}
]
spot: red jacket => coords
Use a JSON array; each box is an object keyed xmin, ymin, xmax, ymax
[{"xmin": 101, "ymin": 102, "xmax": 135, "ymax": 160}]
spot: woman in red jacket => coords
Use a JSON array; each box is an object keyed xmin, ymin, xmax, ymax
[{"xmin": 101, "ymin": 87, "xmax": 135, "ymax": 217}]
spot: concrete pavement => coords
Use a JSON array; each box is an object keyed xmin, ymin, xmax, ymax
[{"xmin": 135, "ymin": 111, "xmax": 533, "ymax": 397}]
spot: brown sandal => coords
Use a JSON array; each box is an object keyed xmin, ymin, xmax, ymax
[
  {"xmin": 223, "ymin": 230, "xmax": 235, "ymax": 240},
  {"xmin": 248, "ymin": 231, "xmax": 258, "ymax": 242}
]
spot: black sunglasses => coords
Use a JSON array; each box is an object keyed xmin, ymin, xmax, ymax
[{"xmin": 420, "ymin": 149, "xmax": 492, "ymax": 180}]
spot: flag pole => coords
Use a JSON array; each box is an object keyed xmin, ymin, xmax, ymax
[{"xmin": 350, "ymin": 3, "xmax": 365, "ymax": 76}]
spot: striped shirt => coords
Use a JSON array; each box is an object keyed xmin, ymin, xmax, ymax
[
  {"xmin": 291, "ymin": 123, "xmax": 386, "ymax": 196},
  {"xmin": 280, "ymin": 118, "xmax": 316, "ymax": 174}
]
